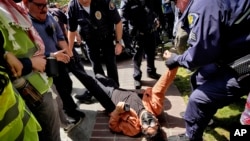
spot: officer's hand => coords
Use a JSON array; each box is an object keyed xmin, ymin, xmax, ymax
[
  {"xmin": 4, "ymin": 52, "xmax": 23, "ymax": 77},
  {"xmin": 155, "ymin": 19, "xmax": 160, "ymax": 29},
  {"xmin": 163, "ymin": 50, "xmax": 172, "ymax": 59},
  {"xmin": 31, "ymin": 55, "xmax": 46, "ymax": 73},
  {"xmin": 53, "ymin": 50, "xmax": 70, "ymax": 63},
  {"xmin": 115, "ymin": 44, "xmax": 123, "ymax": 55},
  {"xmin": 164, "ymin": 50, "xmax": 179, "ymax": 70}
]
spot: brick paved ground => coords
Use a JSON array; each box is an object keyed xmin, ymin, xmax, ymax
[{"xmin": 60, "ymin": 53, "xmax": 187, "ymax": 141}]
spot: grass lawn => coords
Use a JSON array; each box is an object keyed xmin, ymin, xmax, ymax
[{"xmin": 174, "ymin": 67, "xmax": 246, "ymax": 141}]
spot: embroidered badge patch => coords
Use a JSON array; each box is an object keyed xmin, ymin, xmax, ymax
[
  {"xmin": 109, "ymin": 1, "xmax": 115, "ymax": 10},
  {"xmin": 188, "ymin": 13, "xmax": 199, "ymax": 28},
  {"xmin": 95, "ymin": 11, "xmax": 102, "ymax": 20}
]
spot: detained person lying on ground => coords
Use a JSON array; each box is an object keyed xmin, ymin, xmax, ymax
[{"xmin": 79, "ymin": 52, "xmax": 177, "ymax": 140}]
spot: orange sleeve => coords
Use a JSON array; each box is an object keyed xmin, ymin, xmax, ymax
[
  {"xmin": 142, "ymin": 68, "xmax": 178, "ymax": 116},
  {"xmin": 109, "ymin": 108, "xmax": 141, "ymax": 136}
]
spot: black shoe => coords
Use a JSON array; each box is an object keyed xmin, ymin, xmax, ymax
[
  {"xmin": 134, "ymin": 80, "xmax": 141, "ymax": 89},
  {"xmin": 74, "ymin": 109, "xmax": 86, "ymax": 118},
  {"xmin": 168, "ymin": 133, "xmax": 190, "ymax": 141},
  {"xmin": 66, "ymin": 109, "xmax": 85, "ymax": 121},
  {"xmin": 75, "ymin": 91, "xmax": 93, "ymax": 104},
  {"xmin": 63, "ymin": 117, "xmax": 83, "ymax": 133},
  {"xmin": 147, "ymin": 73, "xmax": 161, "ymax": 80}
]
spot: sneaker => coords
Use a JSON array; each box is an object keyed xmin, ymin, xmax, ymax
[
  {"xmin": 75, "ymin": 91, "xmax": 93, "ymax": 104},
  {"xmin": 168, "ymin": 133, "xmax": 190, "ymax": 141},
  {"xmin": 134, "ymin": 80, "xmax": 142, "ymax": 89},
  {"xmin": 147, "ymin": 73, "xmax": 161, "ymax": 80},
  {"xmin": 63, "ymin": 117, "xmax": 83, "ymax": 133}
]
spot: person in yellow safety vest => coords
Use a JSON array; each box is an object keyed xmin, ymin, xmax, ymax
[
  {"xmin": 0, "ymin": 0, "xmax": 62, "ymax": 140},
  {"xmin": 0, "ymin": 52, "xmax": 41, "ymax": 141}
]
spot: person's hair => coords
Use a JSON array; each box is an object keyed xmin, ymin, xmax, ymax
[
  {"xmin": 140, "ymin": 111, "xmax": 167, "ymax": 141},
  {"xmin": 145, "ymin": 126, "xmax": 166, "ymax": 141}
]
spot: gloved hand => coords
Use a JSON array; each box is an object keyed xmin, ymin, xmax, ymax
[{"xmin": 163, "ymin": 50, "xmax": 179, "ymax": 69}]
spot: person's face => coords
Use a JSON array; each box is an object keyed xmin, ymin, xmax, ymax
[
  {"xmin": 141, "ymin": 118, "xmax": 159, "ymax": 137},
  {"xmin": 26, "ymin": 0, "xmax": 48, "ymax": 22},
  {"xmin": 79, "ymin": 0, "xmax": 91, "ymax": 6},
  {"xmin": 176, "ymin": 0, "xmax": 190, "ymax": 13}
]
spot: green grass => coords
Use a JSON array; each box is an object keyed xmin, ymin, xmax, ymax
[{"xmin": 174, "ymin": 67, "xmax": 246, "ymax": 141}]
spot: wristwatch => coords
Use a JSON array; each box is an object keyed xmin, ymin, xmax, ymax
[{"xmin": 116, "ymin": 40, "xmax": 121, "ymax": 44}]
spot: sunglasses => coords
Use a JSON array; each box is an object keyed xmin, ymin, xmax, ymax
[{"xmin": 30, "ymin": 1, "xmax": 47, "ymax": 10}]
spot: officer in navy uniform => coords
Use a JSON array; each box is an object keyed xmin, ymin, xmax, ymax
[
  {"xmin": 121, "ymin": 0, "xmax": 164, "ymax": 89},
  {"xmin": 164, "ymin": 0, "xmax": 250, "ymax": 140},
  {"xmin": 67, "ymin": 0, "xmax": 123, "ymax": 92}
]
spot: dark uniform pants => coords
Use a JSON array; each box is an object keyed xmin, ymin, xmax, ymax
[
  {"xmin": 184, "ymin": 64, "xmax": 250, "ymax": 141},
  {"xmin": 53, "ymin": 62, "xmax": 77, "ymax": 118},
  {"xmin": 67, "ymin": 49, "xmax": 89, "ymax": 88},
  {"xmin": 133, "ymin": 31, "xmax": 157, "ymax": 81},
  {"xmin": 85, "ymin": 35, "xmax": 119, "ymax": 86}
]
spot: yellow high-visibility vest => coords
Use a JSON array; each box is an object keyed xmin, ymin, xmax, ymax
[{"xmin": 0, "ymin": 68, "xmax": 41, "ymax": 141}]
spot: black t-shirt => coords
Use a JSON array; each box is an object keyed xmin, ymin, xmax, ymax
[{"xmin": 111, "ymin": 89, "xmax": 145, "ymax": 115}]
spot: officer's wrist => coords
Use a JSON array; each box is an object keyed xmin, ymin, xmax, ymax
[{"xmin": 116, "ymin": 40, "xmax": 121, "ymax": 44}]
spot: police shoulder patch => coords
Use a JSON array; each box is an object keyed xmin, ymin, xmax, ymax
[
  {"xmin": 109, "ymin": 1, "xmax": 115, "ymax": 10},
  {"xmin": 188, "ymin": 13, "xmax": 199, "ymax": 28}
]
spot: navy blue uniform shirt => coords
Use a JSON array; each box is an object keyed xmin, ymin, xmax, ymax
[
  {"xmin": 173, "ymin": 0, "xmax": 250, "ymax": 69},
  {"xmin": 67, "ymin": 0, "xmax": 121, "ymax": 39},
  {"xmin": 30, "ymin": 13, "xmax": 65, "ymax": 55}
]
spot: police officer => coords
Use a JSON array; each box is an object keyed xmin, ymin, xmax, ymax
[
  {"xmin": 67, "ymin": 0, "xmax": 123, "ymax": 91},
  {"xmin": 164, "ymin": 0, "xmax": 250, "ymax": 140},
  {"xmin": 121, "ymin": 0, "xmax": 163, "ymax": 89}
]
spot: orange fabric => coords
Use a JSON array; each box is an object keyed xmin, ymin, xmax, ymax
[
  {"xmin": 143, "ymin": 67, "xmax": 178, "ymax": 116},
  {"xmin": 108, "ymin": 68, "xmax": 178, "ymax": 136},
  {"xmin": 109, "ymin": 108, "xmax": 141, "ymax": 136}
]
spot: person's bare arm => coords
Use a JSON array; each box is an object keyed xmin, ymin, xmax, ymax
[
  {"xmin": 114, "ymin": 21, "xmax": 123, "ymax": 55},
  {"xmin": 67, "ymin": 31, "xmax": 77, "ymax": 57}
]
